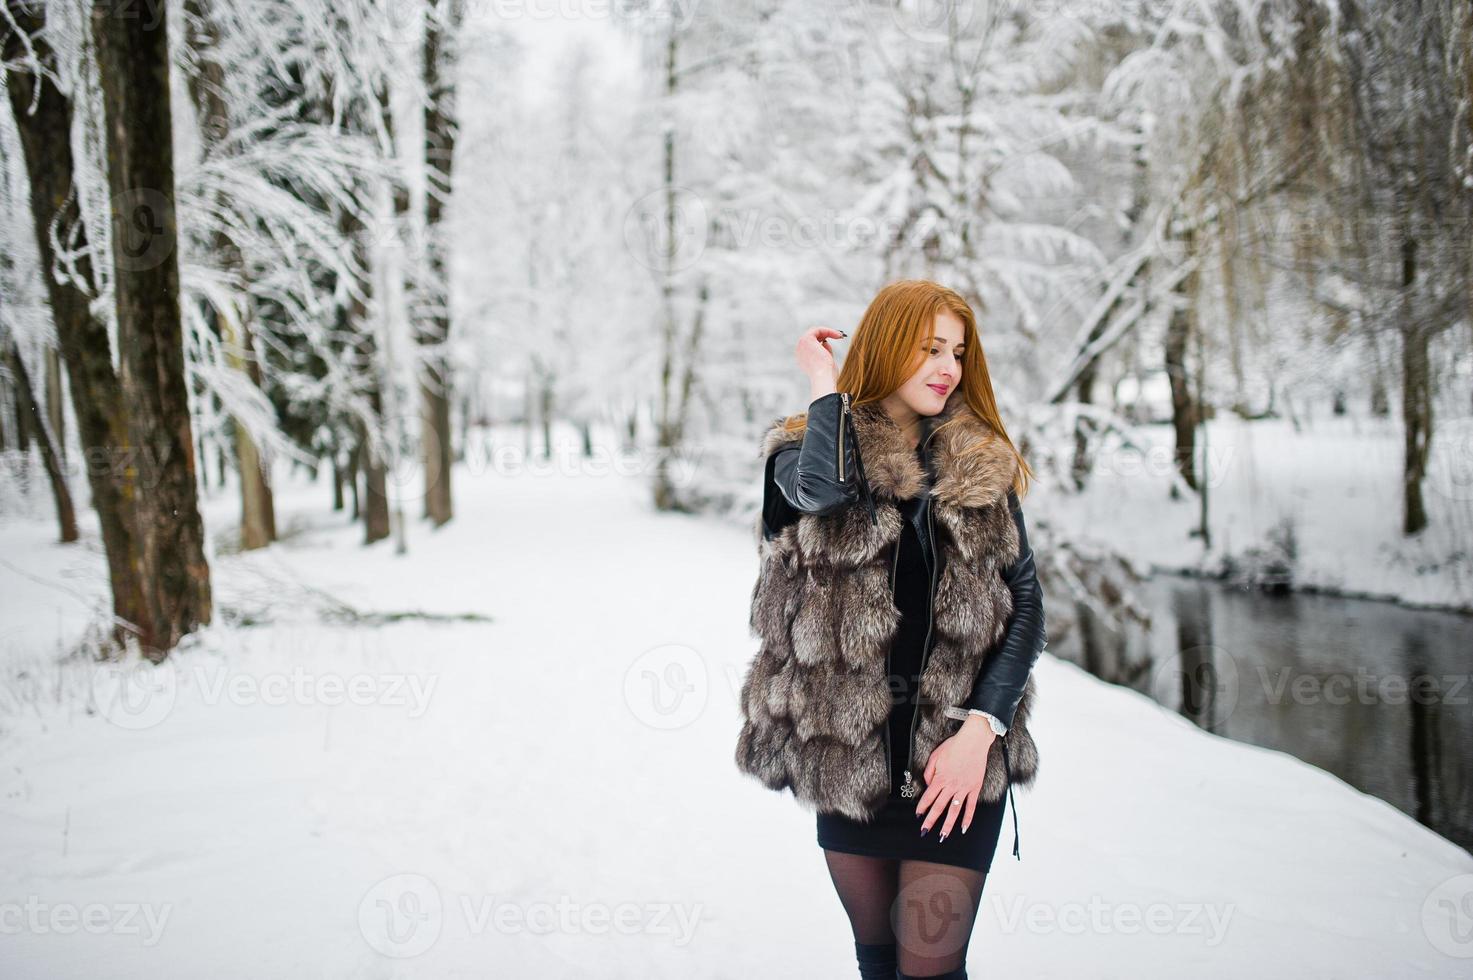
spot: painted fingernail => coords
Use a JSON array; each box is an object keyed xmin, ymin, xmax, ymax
[
  {"xmin": 919, "ymin": 826, "xmax": 928, "ymax": 837},
  {"xmin": 939, "ymin": 832, "xmax": 947, "ymax": 843}
]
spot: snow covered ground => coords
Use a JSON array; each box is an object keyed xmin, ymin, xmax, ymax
[
  {"xmin": 1040, "ymin": 411, "xmax": 1473, "ymax": 612},
  {"xmin": 1, "ymin": 437, "xmax": 1471, "ymax": 978}
]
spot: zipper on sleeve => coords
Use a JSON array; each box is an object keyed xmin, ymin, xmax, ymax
[
  {"xmin": 840, "ymin": 392, "xmax": 878, "ymax": 526},
  {"xmin": 838, "ymin": 392, "xmax": 848, "ymax": 482}
]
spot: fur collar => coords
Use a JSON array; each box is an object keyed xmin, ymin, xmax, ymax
[{"xmin": 762, "ymin": 394, "xmax": 1017, "ymax": 510}]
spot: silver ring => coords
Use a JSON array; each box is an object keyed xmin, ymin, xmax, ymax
[{"xmin": 950, "ymin": 798, "xmax": 961, "ymax": 807}]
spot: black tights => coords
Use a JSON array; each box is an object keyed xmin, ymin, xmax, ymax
[{"xmin": 823, "ymin": 850, "xmax": 986, "ymax": 980}]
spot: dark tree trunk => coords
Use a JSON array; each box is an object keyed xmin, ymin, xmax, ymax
[
  {"xmin": 373, "ymin": 81, "xmax": 409, "ymax": 550},
  {"xmin": 360, "ymin": 414, "xmax": 391, "ymax": 544},
  {"xmin": 3, "ymin": 1, "xmax": 153, "ymax": 647},
  {"xmin": 337, "ymin": 199, "xmax": 389, "ymax": 545},
  {"xmin": 1164, "ymin": 226, "xmax": 1199, "ymax": 494},
  {"xmin": 92, "ymin": 0, "xmax": 212, "ymax": 656},
  {"xmin": 653, "ymin": 20, "xmax": 683, "ymax": 512},
  {"xmin": 44, "ymin": 346, "xmax": 65, "ymax": 464},
  {"xmin": 347, "ymin": 442, "xmax": 362, "ymax": 521},
  {"xmin": 10, "ymin": 367, "xmax": 30, "ymax": 455},
  {"xmin": 4, "ymin": 339, "xmax": 77, "ymax": 542},
  {"xmin": 1399, "ymin": 232, "xmax": 1430, "ymax": 535},
  {"xmin": 539, "ymin": 376, "xmax": 553, "ymax": 459},
  {"xmin": 419, "ymin": 0, "xmax": 462, "ymax": 528}
]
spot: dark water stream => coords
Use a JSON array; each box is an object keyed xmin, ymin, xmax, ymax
[{"xmin": 1057, "ymin": 573, "xmax": 1473, "ymax": 854}]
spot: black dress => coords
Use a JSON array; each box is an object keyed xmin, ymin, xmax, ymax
[{"xmin": 815, "ymin": 446, "xmax": 1010, "ymax": 872}]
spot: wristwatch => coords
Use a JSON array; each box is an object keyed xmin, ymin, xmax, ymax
[{"xmin": 943, "ymin": 705, "xmax": 1008, "ymax": 736}]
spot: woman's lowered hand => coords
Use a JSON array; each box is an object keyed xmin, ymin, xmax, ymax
[{"xmin": 915, "ymin": 716, "xmax": 996, "ymax": 841}]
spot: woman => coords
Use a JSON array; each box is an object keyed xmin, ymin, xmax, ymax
[{"xmin": 734, "ymin": 280, "xmax": 1047, "ymax": 980}]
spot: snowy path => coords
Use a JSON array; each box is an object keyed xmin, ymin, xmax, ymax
[{"xmin": 1, "ymin": 456, "xmax": 1470, "ymax": 978}]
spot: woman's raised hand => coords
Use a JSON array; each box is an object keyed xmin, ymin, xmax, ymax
[{"xmin": 797, "ymin": 326, "xmax": 845, "ymax": 401}]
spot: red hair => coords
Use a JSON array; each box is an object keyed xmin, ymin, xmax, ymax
[{"xmin": 782, "ymin": 278, "xmax": 1033, "ymax": 498}]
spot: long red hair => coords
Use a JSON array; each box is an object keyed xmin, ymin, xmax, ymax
[{"xmin": 780, "ymin": 278, "xmax": 1033, "ymax": 498}]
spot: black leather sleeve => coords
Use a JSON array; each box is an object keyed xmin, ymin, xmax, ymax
[
  {"xmin": 760, "ymin": 392, "xmax": 860, "ymax": 540},
  {"xmin": 962, "ymin": 488, "xmax": 1047, "ymax": 729}
]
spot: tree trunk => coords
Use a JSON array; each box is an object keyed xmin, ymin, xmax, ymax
[
  {"xmin": 419, "ymin": 0, "xmax": 462, "ymax": 528},
  {"xmin": 1164, "ymin": 225, "xmax": 1199, "ymax": 494},
  {"xmin": 1399, "ymin": 233, "xmax": 1430, "ymax": 535},
  {"xmin": 539, "ymin": 373, "xmax": 553, "ymax": 459},
  {"xmin": 3, "ymin": 2, "xmax": 153, "ymax": 648},
  {"xmin": 44, "ymin": 346, "xmax": 64, "ymax": 464},
  {"xmin": 10, "ymin": 364, "xmax": 30, "ymax": 456},
  {"xmin": 184, "ymin": 0, "xmax": 276, "ymax": 550},
  {"xmin": 360, "ymin": 414, "xmax": 391, "ymax": 544},
  {"xmin": 375, "ymin": 81, "xmax": 409, "ymax": 553},
  {"xmin": 4, "ymin": 339, "xmax": 77, "ymax": 542},
  {"xmin": 1073, "ymin": 130, "xmax": 1150, "ymax": 490},
  {"xmin": 338, "ymin": 197, "xmax": 390, "ymax": 545},
  {"xmin": 347, "ymin": 442, "xmax": 362, "ymax": 521},
  {"xmin": 92, "ymin": 0, "xmax": 212, "ymax": 656},
  {"xmin": 654, "ymin": 22, "xmax": 679, "ymax": 511}
]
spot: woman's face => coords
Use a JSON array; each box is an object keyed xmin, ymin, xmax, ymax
[{"xmin": 887, "ymin": 309, "xmax": 965, "ymax": 421}]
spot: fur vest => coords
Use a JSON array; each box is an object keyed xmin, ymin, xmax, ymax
[{"xmin": 734, "ymin": 395, "xmax": 1040, "ymax": 823}]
